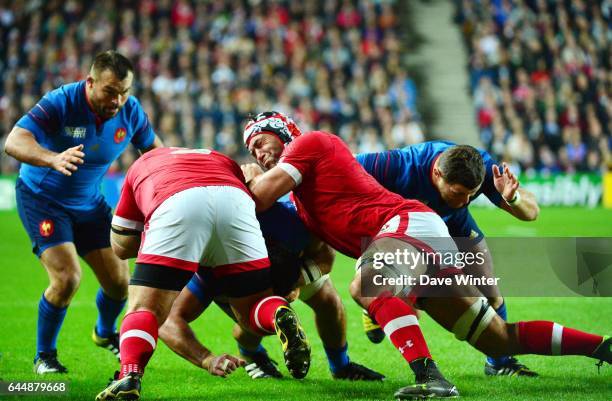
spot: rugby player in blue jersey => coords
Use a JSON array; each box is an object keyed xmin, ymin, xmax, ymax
[
  {"xmin": 356, "ymin": 141, "xmax": 540, "ymax": 376},
  {"xmin": 4, "ymin": 51, "xmax": 163, "ymax": 374},
  {"xmin": 159, "ymin": 200, "xmax": 384, "ymax": 381}
]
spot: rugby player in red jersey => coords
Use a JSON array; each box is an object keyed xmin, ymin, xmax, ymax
[
  {"xmin": 95, "ymin": 147, "xmax": 311, "ymax": 400},
  {"xmin": 241, "ymin": 111, "xmax": 611, "ymax": 400}
]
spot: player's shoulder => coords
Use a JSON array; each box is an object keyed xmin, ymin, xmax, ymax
[
  {"xmin": 42, "ymin": 81, "xmax": 84, "ymax": 108},
  {"xmin": 286, "ymin": 130, "xmax": 334, "ymax": 152},
  {"xmin": 120, "ymin": 95, "xmax": 145, "ymax": 117}
]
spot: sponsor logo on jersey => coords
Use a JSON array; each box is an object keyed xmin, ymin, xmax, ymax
[
  {"xmin": 64, "ymin": 126, "xmax": 87, "ymax": 138},
  {"xmin": 39, "ymin": 219, "xmax": 54, "ymax": 237},
  {"xmin": 114, "ymin": 128, "xmax": 127, "ymax": 143},
  {"xmin": 469, "ymin": 229, "xmax": 480, "ymax": 240}
]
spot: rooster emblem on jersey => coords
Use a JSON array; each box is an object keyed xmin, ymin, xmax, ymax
[
  {"xmin": 114, "ymin": 128, "xmax": 127, "ymax": 144},
  {"xmin": 39, "ymin": 219, "xmax": 54, "ymax": 237}
]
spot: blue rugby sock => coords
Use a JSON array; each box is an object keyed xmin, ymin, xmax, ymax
[
  {"xmin": 324, "ymin": 343, "xmax": 349, "ymax": 374},
  {"xmin": 95, "ymin": 288, "xmax": 126, "ymax": 338},
  {"xmin": 238, "ymin": 343, "xmax": 267, "ymax": 357},
  {"xmin": 36, "ymin": 294, "xmax": 67, "ymax": 359},
  {"xmin": 487, "ymin": 301, "xmax": 510, "ymax": 366}
]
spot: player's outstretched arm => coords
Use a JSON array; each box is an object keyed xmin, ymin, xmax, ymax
[
  {"xmin": 4, "ymin": 126, "xmax": 84, "ymax": 176},
  {"xmin": 247, "ymin": 166, "xmax": 297, "ymax": 212},
  {"xmin": 492, "ymin": 163, "xmax": 540, "ymax": 221},
  {"xmin": 159, "ymin": 289, "xmax": 245, "ymax": 377}
]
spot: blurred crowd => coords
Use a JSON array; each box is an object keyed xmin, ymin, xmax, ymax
[
  {"xmin": 456, "ymin": 0, "xmax": 611, "ymax": 174},
  {"xmin": 0, "ymin": 0, "xmax": 423, "ymax": 173}
]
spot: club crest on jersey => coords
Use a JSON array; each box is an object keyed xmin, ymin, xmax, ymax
[
  {"xmin": 114, "ymin": 128, "xmax": 127, "ymax": 143},
  {"xmin": 64, "ymin": 126, "xmax": 87, "ymax": 139},
  {"xmin": 39, "ymin": 219, "xmax": 54, "ymax": 237}
]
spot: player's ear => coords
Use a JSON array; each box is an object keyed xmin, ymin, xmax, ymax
[{"xmin": 86, "ymin": 75, "xmax": 95, "ymax": 88}]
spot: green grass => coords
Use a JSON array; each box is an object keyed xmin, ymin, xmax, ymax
[{"xmin": 0, "ymin": 207, "xmax": 610, "ymax": 400}]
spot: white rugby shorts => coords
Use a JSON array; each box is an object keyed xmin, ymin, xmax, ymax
[{"xmin": 136, "ymin": 186, "xmax": 269, "ymax": 274}]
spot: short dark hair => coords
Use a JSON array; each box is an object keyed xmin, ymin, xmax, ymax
[
  {"xmin": 437, "ymin": 145, "xmax": 485, "ymax": 189},
  {"xmin": 91, "ymin": 50, "xmax": 134, "ymax": 80}
]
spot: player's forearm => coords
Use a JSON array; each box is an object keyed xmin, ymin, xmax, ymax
[
  {"xmin": 159, "ymin": 317, "xmax": 212, "ymax": 369},
  {"xmin": 4, "ymin": 127, "xmax": 57, "ymax": 167},
  {"xmin": 249, "ymin": 174, "xmax": 279, "ymax": 212},
  {"xmin": 505, "ymin": 188, "xmax": 539, "ymax": 221}
]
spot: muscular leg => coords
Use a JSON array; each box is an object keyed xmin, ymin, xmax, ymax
[
  {"xmin": 457, "ymin": 239, "xmax": 539, "ymax": 374},
  {"xmin": 36, "ymin": 243, "xmax": 82, "ymax": 361},
  {"xmin": 420, "ymin": 284, "xmax": 606, "ymax": 362},
  {"xmin": 84, "ymin": 247, "xmax": 129, "ymax": 339},
  {"xmin": 303, "ymin": 280, "xmax": 346, "ymax": 349},
  {"xmin": 230, "ymin": 289, "xmax": 311, "ymax": 379}
]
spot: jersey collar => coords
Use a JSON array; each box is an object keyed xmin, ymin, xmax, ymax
[{"xmin": 83, "ymin": 81, "xmax": 105, "ymax": 128}]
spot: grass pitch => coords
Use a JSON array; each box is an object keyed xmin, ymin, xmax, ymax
[{"xmin": 0, "ymin": 207, "xmax": 610, "ymax": 400}]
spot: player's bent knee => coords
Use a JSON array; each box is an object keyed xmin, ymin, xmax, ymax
[
  {"xmin": 299, "ymin": 274, "xmax": 330, "ymax": 301},
  {"xmin": 452, "ymin": 297, "xmax": 497, "ymax": 346}
]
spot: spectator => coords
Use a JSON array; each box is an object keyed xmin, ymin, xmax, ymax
[
  {"xmin": 456, "ymin": 0, "xmax": 611, "ymax": 173},
  {"xmin": 1, "ymin": 0, "xmax": 421, "ymax": 173}
]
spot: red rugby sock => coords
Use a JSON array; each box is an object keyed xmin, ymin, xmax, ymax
[
  {"xmin": 368, "ymin": 294, "xmax": 431, "ymax": 362},
  {"xmin": 119, "ymin": 311, "xmax": 158, "ymax": 378},
  {"xmin": 518, "ymin": 321, "xmax": 603, "ymax": 356},
  {"xmin": 249, "ymin": 296, "xmax": 288, "ymax": 334}
]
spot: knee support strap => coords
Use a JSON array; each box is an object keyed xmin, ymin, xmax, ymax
[
  {"xmin": 452, "ymin": 297, "xmax": 496, "ymax": 345},
  {"xmin": 299, "ymin": 274, "xmax": 330, "ymax": 301}
]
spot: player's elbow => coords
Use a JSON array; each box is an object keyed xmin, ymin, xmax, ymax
[
  {"xmin": 3, "ymin": 132, "xmax": 16, "ymax": 157},
  {"xmin": 110, "ymin": 233, "xmax": 139, "ymax": 259},
  {"xmin": 112, "ymin": 244, "xmax": 133, "ymax": 260}
]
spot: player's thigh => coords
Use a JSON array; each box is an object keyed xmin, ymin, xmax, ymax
[
  {"xmin": 138, "ymin": 187, "xmax": 217, "ymax": 271},
  {"xmin": 15, "ymin": 178, "xmax": 75, "ymax": 258},
  {"xmin": 207, "ymin": 186, "xmax": 268, "ymax": 266},
  {"xmin": 83, "ymin": 247, "xmax": 129, "ymax": 298},
  {"xmin": 40, "ymin": 243, "xmax": 83, "ymax": 292}
]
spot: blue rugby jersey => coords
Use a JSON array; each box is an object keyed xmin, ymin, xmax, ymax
[
  {"xmin": 356, "ymin": 141, "xmax": 504, "ymax": 221},
  {"xmin": 16, "ymin": 81, "xmax": 155, "ymax": 211}
]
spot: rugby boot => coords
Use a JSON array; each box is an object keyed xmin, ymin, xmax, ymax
[
  {"xmin": 244, "ymin": 352, "xmax": 283, "ymax": 379},
  {"xmin": 394, "ymin": 358, "xmax": 459, "ymax": 400},
  {"xmin": 92, "ymin": 328, "xmax": 121, "ymax": 361},
  {"xmin": 274, "ymin": 305, "xmax": 310, "ymax": 379},
  {"xmin": 33, "ymin": 350, "xmax": 68, "ymax": 374},
  {"xmin": 484, "ymin": 357, "xmax": 538, "ymax": 377},
  {"xmin": 362, "ymin": 309, "xmax": 386, "ymax": 344},
  {"xmin": 96, "ymin": 371, "xmax": 141, "ymax": 401},
  {"xmin": 332, "ymin": 361, "xmax": 385, "ymax": 381}
]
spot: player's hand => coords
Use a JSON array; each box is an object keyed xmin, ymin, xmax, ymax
[
  {"xmin": 51, "ymin": 144, "xmax": 85, "ymax": 176},
  {"xmin": 241, "ymin": 163, "xmax": 264, "ymax": 183},
  {"xmin": 201, "ymin": 353, "xmax": 246, "ymax": 378},
  {"xmin": 492, "ymin": 162, "xmax": 519, "ymax": 203}
]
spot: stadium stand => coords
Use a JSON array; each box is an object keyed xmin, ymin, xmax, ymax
[
  {"xmin": 0, "ymin": 0, "xmax": 424, "ymax": 173},
  {"xmin": 454, "ymin": 0, "xmax": 611, "ymax": 174}
]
